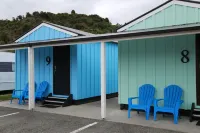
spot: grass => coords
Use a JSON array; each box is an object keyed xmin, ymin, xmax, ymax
[{"xmin": 0, "ymin": 94, "xmax": 12, "ymax": 101}]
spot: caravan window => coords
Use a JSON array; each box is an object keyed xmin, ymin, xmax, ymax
[
  {"xmin": 0, "ymin": 62, "xmax": 13, "ymax": 72},
  {"xmin": 12, "ymin": 62, "xmax": 15, "ymax": 72}
]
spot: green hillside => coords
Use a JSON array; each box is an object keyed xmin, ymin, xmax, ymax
[{"xmin": 0, "ymin": 10, "xmax": 120, "ymax": 44}]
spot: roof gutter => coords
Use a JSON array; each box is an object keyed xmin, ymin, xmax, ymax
[{"xmin": 1, "ymin": 24, "xmax": 200, "ymax": 51}]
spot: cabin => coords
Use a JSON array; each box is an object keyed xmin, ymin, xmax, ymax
[
  {"xmin": 15, "ymin": 22, "xmax": 118, "ymax": 106},
  {"xmin": 117, "ymin": 0, "xmax": 200, "ymax": 111},
  {"xmin": 0, "ymin": 52, "xmax": 15, "ymax": 92}
]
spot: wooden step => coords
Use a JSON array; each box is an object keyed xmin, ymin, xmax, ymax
[
  {"xmin": 194, "ymin": 108, "xmax": 200, "ymax": 112},
  {"xmin": 41, "ymin": 104, "xmax": 61, "ymax": 108},
  {"xmin": 44, "ymin": 100, "xmax": 64, "ymax": 104},
  {"xmin": 42, "ymin": 94, "xmax": 73, "ymax": 107},
  {"xmin": 48, "ymin": 96, "xmax": 68, "ymax": 100},
  {"xmin": 193, "ymin": 114, "xmax": 200, "ymax": 117}
]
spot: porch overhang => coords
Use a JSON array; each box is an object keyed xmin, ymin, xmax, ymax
[
  {"xmin": 1, "ymin": 23, "xmax": 200, "ymax": 51},
  {"xmin": 1, "ymin": 22, "xmax": 200, "ymax": 119}
]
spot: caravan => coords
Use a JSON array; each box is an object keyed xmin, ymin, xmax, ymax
[{"xmin": 0, "ymin": 52, "xmax": 15, "ymax": 91}]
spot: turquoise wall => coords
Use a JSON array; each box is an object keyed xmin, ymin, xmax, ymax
[
  {"xmin": 73, "ymin": 42, "xmax": 118, "ymax": 100},
  {"xmin": 119, "ymin": 2, "xmax": 200, "ymax": 109},
  {"xmin": 16, "ymin": 24, "xmax": 118, "ymax": 100},
  {"xmin": 15, "ymin": 25, "xmax": 72, "ymax": 96},
  {"xmin": 127, "ymin": 4, "xmax": 200, "ymax": 31},
  {"xmin": 118, "ymin": 35, "xmax": 196, "ymax": 109}
]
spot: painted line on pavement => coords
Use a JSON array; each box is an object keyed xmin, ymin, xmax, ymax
[
  {"xmin": 0, "ymin": 112, "xmax": 19, "ymax": 118},
  {"xmin": 70, "ymin": 122, "xmax": 98, "ymax": 133}
]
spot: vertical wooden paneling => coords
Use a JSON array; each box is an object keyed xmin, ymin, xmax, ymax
[
  {"xmin": 118, "ymin": 35, "xmax": 196, "ymax": 109},
  {"xmin": 16, "ymin": 25, "xmax": 118, "ymax": 100},
  {"xmin": 126, "ymin": 4, "xmax": 200, "ymax": 31},
  {"xmin": 187, "ymin": 35, "xmax": 196, "ymax": 109},
  {"xmin": 145, "ymin": 38, "xmax": 156, "ymax": 86},
  {"xmin": 120, "ymin": 41, "xmax": 129, "ymax": 104},
  {"xmin": 128, "ymin": 40, "xmax": 137, "ymax": 104},
  {"xmin": 16, "ymin": 25, "xmax": 72, "ymax": 97},
  {"xmin": 137, "ymin": 40, "xmax": 146, "ymax": 87},
  {"xmin": 96, "ymin": 43, "xmax": 101, "ymax": 96},
  {"xmin": 75, "ymin": 42, "xmax": 118, "ymax": 100},
  {"xmin": 119, "ymin": 2, "xmax": 200, "ymax": 109},
  {"xmin": 165, "ymin": 37, "xmax": 176, "ymax": 85},
  {"xmin": 176, "ymin": 5, "xmax": 184, "ymax": 25},
  {"xmin": 118, "ymin": 43, "xmax": 121, "ymax": 103},
  {"xmin": 77, "ymin": 44, "xmax": 82, "ymax": 99},
  {"xmin": 106, "ymin": 44, "xmax": 110, "ymax": 94},
  {"xmin": 187, "ymin": 7, "xmax": 196, "ymax": 23},
  {"xmin": 157, "ymin": 38, "xmax": 166, "ymax": 98},
  {"xmin": 70, "ymin": 45, "xmax": 78, "ymax": 99},
  {"xmin": 90, "ymin": 43, "xmax": 95, "ymax": 97}
]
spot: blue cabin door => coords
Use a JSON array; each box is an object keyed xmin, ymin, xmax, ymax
[{"xmin": 53, "ymin": 46, "xmax": 70, "ymax": 96}]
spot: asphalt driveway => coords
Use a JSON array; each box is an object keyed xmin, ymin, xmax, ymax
[{"xmin": 0, "ymin": 107, "xmax": 183, "ymax": 133}]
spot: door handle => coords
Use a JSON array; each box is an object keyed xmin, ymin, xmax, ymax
[{"xmin": 54, "ymin": 66, "xmax": 56, "ymax": 75}]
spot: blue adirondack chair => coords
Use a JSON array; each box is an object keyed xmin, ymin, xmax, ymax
[
  {"xmin": 23, "ymin": 81, "xmax": 48, "ymax": 104},
  {"xmin": 128, "ymin": 84, "xmax": 155, "ymax": 120},
  {"xmin": 35, "ymin": 81, "xmax": 49, "ymax": 101},
  {"xmin": 10, "ymin": 83, "xmax": 28, "ymax": 104},
  {"xmin": 154, "ymin": 85, "xmax": 184, "ymax": 124}
]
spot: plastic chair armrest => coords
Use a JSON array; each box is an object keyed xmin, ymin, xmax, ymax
[
  {"xmin": 175, "ymin": 100, "xmax": 184, "ymax": 109},
  {"xmin": 154, "ymin": 99, "xmax": 164, "ymax": 107},
  {"xmin": 128, "ymin": 97, "xmax": 139, "ymax": 105}
]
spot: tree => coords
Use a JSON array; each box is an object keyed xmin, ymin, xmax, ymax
[
  {"xmin": 33, "ymin": 11, "xmax": 40, "ymax": 17},
  {"xmin": 0, "ymin": 32, "xmax": 10, "ymax": 44},
  {"xmin": 26, "ymin": 12, "xmax": 32, "ymax": 18},
  {"xmin": 17, "ymin": 15, "xmax": 23, "ymax": 21},
  {"xmin": 0, "ymin": 11, "xmax": 120, "ymax": 44},
  {"xmin": 71, "ymin": 10, "xmax": 76, "ymax": 14}
]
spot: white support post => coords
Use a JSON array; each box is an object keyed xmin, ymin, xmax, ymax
[
  {"xmin": 101, "ymin": 41, "xmax": 106, "ymax": 119},
  {"xmin": 28, "ymin": 47, "xmax": 35, "ymax": 110}
]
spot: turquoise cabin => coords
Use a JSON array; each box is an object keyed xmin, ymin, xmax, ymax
[
  {"xmin": 15, "ymin": 22, "xmax": 118, "ymax": 104},
  {"xmin": 117, "ymin": 0, "xmax": 200, "ymax": 110}
]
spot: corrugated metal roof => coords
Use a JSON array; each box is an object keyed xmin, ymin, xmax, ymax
[
  {"xmin": 44, "ymin": 21, "xmax": 94, "ymax": 36},
  {"xmin": 1, "ymin": 22, "xmax": 200, "ymax": 51}
]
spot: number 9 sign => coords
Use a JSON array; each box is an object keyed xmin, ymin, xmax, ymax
[{"xmin": 46, "ymin": 56, "xmax": 51, "ymax": 65}]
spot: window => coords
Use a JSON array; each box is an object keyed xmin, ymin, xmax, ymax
[
  {"xmin": 12, "ymin": 62, "xmax": 15, "ymax": 72},
  {"xmin": 0, "ymin": 62, "xmax": 13, "ymax": 72}
]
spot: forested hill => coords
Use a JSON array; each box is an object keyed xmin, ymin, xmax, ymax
[{"xmin": 0, "ymin": 10, "xmax": 120, "ymax": 44}]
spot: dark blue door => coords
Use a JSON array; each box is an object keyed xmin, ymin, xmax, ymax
[{"xmin": 53, "ymin": 46, "xmax": 70, "ymax": 95}]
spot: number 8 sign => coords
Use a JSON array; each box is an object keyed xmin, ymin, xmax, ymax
[{"xmin": 181, "ymin": 50, "xmax": 189, "ymax": 63}]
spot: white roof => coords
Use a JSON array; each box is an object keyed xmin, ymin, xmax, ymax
[{"xmin": 0, "ymin": 52, "xmax": 15, "ymax": 62}]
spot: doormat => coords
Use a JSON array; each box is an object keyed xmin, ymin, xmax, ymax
[
  {"xmin": 40, "ymin": 105, "xmax": 61, "ymax": 108},
  {"xmin": 196, "ymin": 121, "xmax": 200, "ymax": 126}
]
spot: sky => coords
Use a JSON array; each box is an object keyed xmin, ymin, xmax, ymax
[{"xmin": 0, "ymin": 0, "xmax": 198, "ymax": 25}]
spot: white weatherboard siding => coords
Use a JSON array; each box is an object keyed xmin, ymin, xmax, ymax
[{"xmin": 0, "ymin": 52, "xmax": 15, "ymax": 91}]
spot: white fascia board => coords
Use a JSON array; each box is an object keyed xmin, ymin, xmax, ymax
[
  {"xmin": 15, "ymin": 23, "xmax": 78, "ymax": 43},
  {"xmin": 117, "ymin": 0, "xmax": 200, "ymax": 32}
]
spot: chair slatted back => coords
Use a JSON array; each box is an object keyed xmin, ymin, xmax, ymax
[
  {"xmin": 35, "ymin": 81, "xmax": 49, "ymax": 98},
  {"xmin": 139, "ymin": 84, "xmax": 155, "ymax": 105},
  {"xmin": 164, "ymin": 85, "xmax": 183, "ymax": 108}
]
